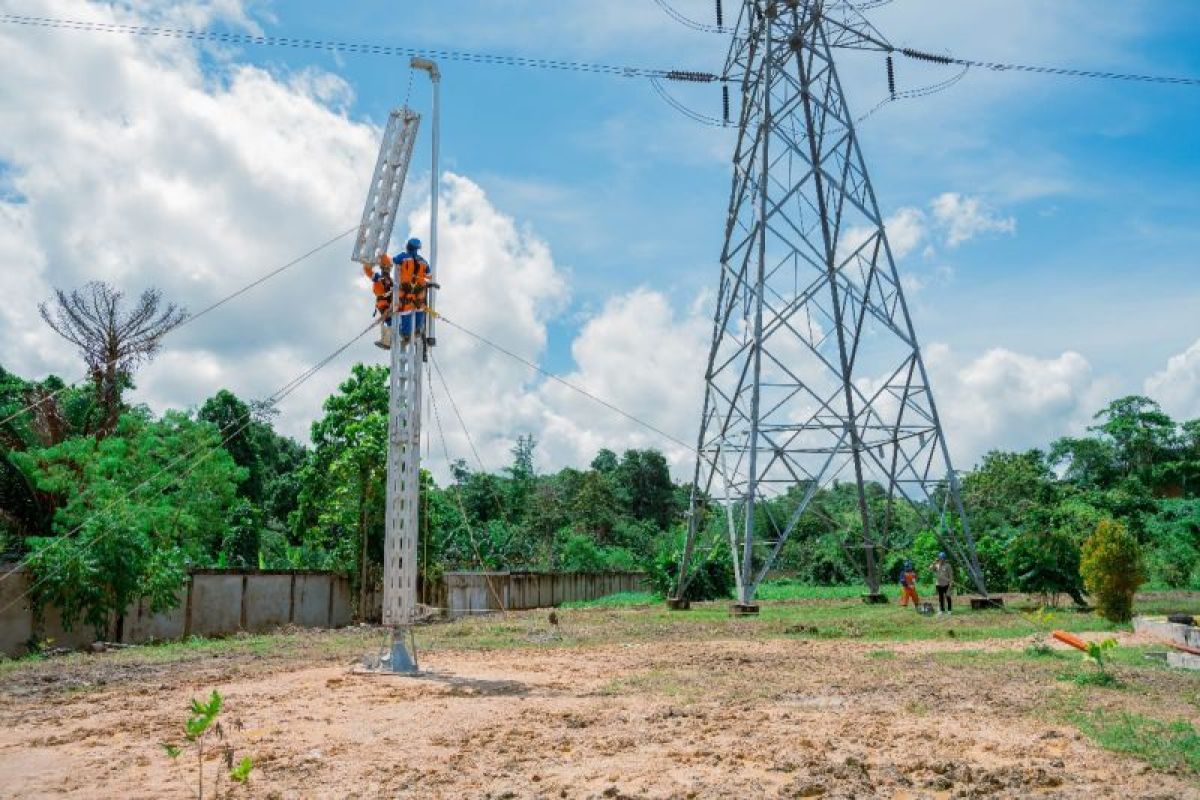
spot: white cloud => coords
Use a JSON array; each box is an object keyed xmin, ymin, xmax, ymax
[
  {"xmin": 1145, "ymin": 339, "xmax": 1200, "ymax": 421},
  {"xmin": 925, "ymin": 344, "xmax": 1112, "ymax": 468},
  {"xmin": 930, "ymin": 193, "xmax": 1016, "ymax": 248}
]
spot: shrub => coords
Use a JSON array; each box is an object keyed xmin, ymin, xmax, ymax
[
  {"xmin": 644, "ymin": 530, "xmax": 734, "ymax": 602},
  {"xmin": 1005, "ymin": 529, "xmax": 1086, "ymax": 605},
  {"xmin": 1080, "ymin": 518, "xmax": 1145, "ymax": 623}
]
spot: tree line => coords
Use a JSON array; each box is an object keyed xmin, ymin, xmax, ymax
[{"xmin": 1, "ymin": 283, "xmax": 1197, "ymax": 636}]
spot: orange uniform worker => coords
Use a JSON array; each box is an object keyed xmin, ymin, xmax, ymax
[
  {"xmin": 898, "ymin": 561, "xmax": 920, "ymax": 609},
  {"xmin": 364, "ymin": 237, "xmax": 437, "ymax": 350},
  {"xmin": 389, "ymin": 237, "xmax": 436, "ymax": 344},
  {"xmin": 362, "ymin": 257, "xmax": 395, "ymax": 349}
]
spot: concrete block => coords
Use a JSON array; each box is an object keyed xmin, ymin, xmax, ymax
[
  {"xmin": 1134, "ymin": 617, "xmax": 1200, "ymax": 650},
  {"xmin": 243, "ymin": 574, "xmax": 292, "ymax": 632},
  {"xmin": 1167, "ymin": 651, "xmax": 1200, "ymax": 671},
  {"xmin": 189, "ymin": 574, "xmax": 243, "ymax": 636}
]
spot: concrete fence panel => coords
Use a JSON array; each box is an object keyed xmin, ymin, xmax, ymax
[
  {"xmin": 243, "ymin": 574, "xmax": 292, "ymax": 632},
  {"xmin": 293, "ymin": 573, "xmax": 333, "ymax": 628},
  {"xmin": 188, "ymin": 573, "xmax": 243, "ymax": 637}
]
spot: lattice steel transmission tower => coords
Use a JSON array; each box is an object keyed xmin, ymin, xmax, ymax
[{"xmin": 674, "ymin": 0, "xmax": 987, "ymax": 608}]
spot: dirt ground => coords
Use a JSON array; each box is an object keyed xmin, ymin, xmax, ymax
[{"xmin": 1, "ymin": 606, "xmax": 1197, "ymax": 799}]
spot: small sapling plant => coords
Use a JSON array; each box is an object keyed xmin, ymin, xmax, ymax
[
  {"xmin": 1024, "ymin": 606, "xmax": 1057, "ymax": 657},
  {"xmin": 161, "ymin": 689, "xmax": 253, "ymax": 798}
]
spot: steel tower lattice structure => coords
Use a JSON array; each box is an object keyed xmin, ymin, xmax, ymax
[{"xmin": 675, "ymin": 0, "xmax": 987, "ymax": 605}]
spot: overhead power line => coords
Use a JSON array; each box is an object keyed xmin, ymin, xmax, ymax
[
  {"xmin": 897, "ymin": 47, "xmax": 1200, "ymax": 87},
  {"xmin": 0, "ymin": 13, "xmax": 718, "ymax": 82}
]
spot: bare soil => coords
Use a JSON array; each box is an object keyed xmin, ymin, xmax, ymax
[{"xmin": 0, "ymin": 611, "xmax": 1197, "ymax": 799}]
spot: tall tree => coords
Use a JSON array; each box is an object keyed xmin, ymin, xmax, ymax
[{"xmin": 39, "ymin": 282, "xmax": 185, "ymax": 436}]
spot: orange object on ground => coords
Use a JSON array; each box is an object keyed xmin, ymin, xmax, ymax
[
  {"xmin": 1170, "ymin": 642, "xmax": 1200, "ymax": 656},
  {"xmin": 1052, "ymin": 630, "xmax": 1089, "ymax": 652}
]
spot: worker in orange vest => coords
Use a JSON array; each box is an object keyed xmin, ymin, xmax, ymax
[
  {"xmin": 362, "ymin": 255, "xmax": 395, "ymax": 350},
  {"xmin": 388, "ymin": 238, "xmax": 436, "ymax": 345},
  {"xmin": 898, "ymin": 560, "xmax": 920, "ymax": 609}
]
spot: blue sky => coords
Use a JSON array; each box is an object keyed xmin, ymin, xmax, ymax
[
  {"xmin": 230, "ymin": 0, "xmax": 1200, "ymax": 371},
  {"xmin": 1, "ymin": 0, "xmax": 1198, "ymax": 474}
]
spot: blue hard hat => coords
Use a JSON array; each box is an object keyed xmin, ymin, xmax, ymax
[
  {"xmin": 904, "ymin": 560, "xmax": 912, "ymax": 568},
  {"xmin": 938, "ymin": 551, "xmax": 947, "ymax": 559},
  {"xmin": 406, "ymin": 238, "xmax": 422, "ymax": 251}
]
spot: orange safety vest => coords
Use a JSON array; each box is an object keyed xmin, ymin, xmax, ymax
[
  {"xmin": 362, "ymin": 262, "xmax": 393, "ymax": 316},
  {"xmin": 394, "ymin": 254, "xmax": 432, "ymax": 312}
]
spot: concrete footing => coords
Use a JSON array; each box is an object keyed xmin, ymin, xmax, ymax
[
  {"xmin": 1167, "ymin": 652, "xmax": 1200, "ymax": 671},
  {"xmin": 970, "ymin": 597, "xmax": 1004, "ymax": 610},
  {"xmin": 730, "ymin": 603, "xmax": 760, "ymax": 616},
  {"xmin": 667, "ymin": 598, "xmax": 691, "ymax": 611},
  {"xmin": 862, "ymin": 593, "xmax": 888, "ymax": 605}
]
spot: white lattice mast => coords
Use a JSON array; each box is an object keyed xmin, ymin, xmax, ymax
[
  {"xmin": 675, "ymin": 0, "xmax": 987, "ymax": 607},
  {"xmin": 352, "ymin": 107, "xmax": 423, "ymax": 633}
]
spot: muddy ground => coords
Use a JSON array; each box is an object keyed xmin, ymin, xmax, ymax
[{"xmin": 0, "ymin": 603, "xmax": 1197, "ymax": 799}]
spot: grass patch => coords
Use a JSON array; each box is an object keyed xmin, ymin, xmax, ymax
[
  {"xmin": 1071, "ymin": 709, "xmax": 1200, "ymax": 775},
  {"xmin": 562, "ymin": 591, "xmax": 660, "ymax": 609},
  {"xmin": 866, "ymin": 649, "xmax": 896, "ymax": 660},
  {"xmin": 1060, "ymin": 669, "xmax": 1123, "ymax": 688}
]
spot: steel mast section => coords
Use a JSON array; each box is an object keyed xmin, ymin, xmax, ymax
[
  {"xmin": 674, "ymin": 0, "xmax": 986, "ymax": 608},
  {"xmin": 353, "ymin": 106, "xmax": 423, "ymax": 671}
]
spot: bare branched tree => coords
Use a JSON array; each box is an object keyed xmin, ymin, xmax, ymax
[{"xmin": 39, "ymin": 282, "xmax": 187, "ymax": 436}]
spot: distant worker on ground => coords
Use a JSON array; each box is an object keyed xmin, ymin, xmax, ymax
[
  {"xmin": 898, "ymin": 560, "xmax": 919, "ymax": 609},
  {"xmin": 363, "ymin": 253, "xmax": 395, "ymax": 350},
  {"xmin": 930, "ymin": 552, "xmax": 954, "ymax": 615}
]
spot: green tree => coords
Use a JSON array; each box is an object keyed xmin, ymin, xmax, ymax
[
  {"xmin": 615, "ymin": 449, "xmax": 678, "ymax": 530},
  {"xmin": 294, "ymin": 364, "xmax": 388, "ymax": 596},
  {"xmin": 12, "ymin": 411, "xmax": 243, "ymax": 638},
  {"xmin": 1080, "ymin": 517, "xmax": 1146, "ymax": 622},
  {"xmin": 1005, "ymin": 529, "xmax": 1087, "ymax": 606},
  {"xmin": 1143, "ymin": 500, "xmax": 1200, "ymax": 589}
]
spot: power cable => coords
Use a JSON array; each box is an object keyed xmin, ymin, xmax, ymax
[
  {"xmin": 652, "ymin": 0, "xmax": 728, "ymax": 34},
  {"xmin": 898, "ymin": 47, "xmax": 1200, "ymax": 88},
  {"xmin": 0, "ymin": 225, "xmax": 356, "ymax": 430},
  {"xmin": 425, "ymin": 363, "xmax": 509, "ymax": 614},
  {"xmin": 437, "ymin": 315, "xmax": 697, "ymax": 456},
  {"xmin": 0, "ymin": 322, "xmax": 376, "ymax": 616},
  {"xmin": 0, "ymin": 14, "xmax": 719, "ymax": 83}
]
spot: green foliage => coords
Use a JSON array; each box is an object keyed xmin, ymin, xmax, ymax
[
  {"xmin": 162, "ymin": 689, "xmax": 254, "ymax": 798},
  {"xmin": 1143, "ymin": 499, "xmax": 1200, "ymax": 588},
  {"xmin": 1005, "ymin": 529, "xmax": 1086, "ymax": 605},
  {"xmin": 645, "ymin": 529, "xmax": 734, "ymax": 601},
  {"xmin": 13, "ymin": 411, "xmax": 243, "ymax": 636},
  {"xmin": 1080, "ymin": 518, "xmax": 1146, "ymax": 623},
  {"xmin": 553, "ymin": 529, "xmax": 638, "ymax": 573}
]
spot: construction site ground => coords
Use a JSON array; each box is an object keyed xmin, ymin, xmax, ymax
[{"xmin": 1, "ymin": 591, "xmax": 1198, "ymax": 799}]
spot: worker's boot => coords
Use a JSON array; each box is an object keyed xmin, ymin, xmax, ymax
[{"xmin": 375, "ymin": 323, "xmax": 392, "ymax": 350}]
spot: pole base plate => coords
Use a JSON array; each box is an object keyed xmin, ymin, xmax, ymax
[
  {"xmin": 667, "ymin": 598, "xmax": 691, "ymax": 611},
  {"xmin": 862, "ymin": 593, "xmax": 889, "ymax": 605},
  {"xmin": 730, "ymin": 603, "xmax": 760, "ymax": 616},
  {"xmin": 970, "ymin": 597, "xmax": 1004, "ymax": 610}
]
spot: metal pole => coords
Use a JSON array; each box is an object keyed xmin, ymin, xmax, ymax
[{"xmin": 411, "ymin": 57, "xmax": 441, "ymax": 345}]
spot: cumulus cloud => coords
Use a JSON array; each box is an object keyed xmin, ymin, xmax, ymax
[
  {"xmin": 930, "ymin": 193, "xmax": 1016, "ymax": 248},
  {"xmin": 924, "ymin": 344, "xmax": 1111, "ymax": 468},
  {"xmin": 1144, "ymin": 339, "xmax": 1200, "ymax": 421}
]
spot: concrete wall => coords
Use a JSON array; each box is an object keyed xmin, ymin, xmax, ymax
[
  {"xmin": 440, "ymin": 571, "xmax": 645, "ymax": 619},
  {"xmin": 0, "ymin": 566, "xmax": 645, "ymax": 655},
  {"xmin": 0, "ymin": 567, "xmax": 354, "ymax": 657}
]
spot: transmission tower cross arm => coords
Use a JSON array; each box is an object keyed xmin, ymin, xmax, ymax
[{"xmin": 351, "ymin": 107, "xmax": 421, "ymax": 265}]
